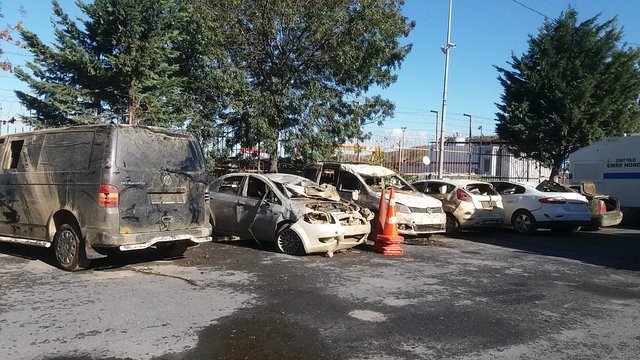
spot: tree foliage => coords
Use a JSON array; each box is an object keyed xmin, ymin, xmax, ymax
[
  {"xmin": 14, "ymin": 0, "xmax": 193, "ymax": 127},
  {"xmin": 495, "ymin": 7, "xmax": 640, "ymax": 178},
  {"xmin": 0, "ymin": 6, "xmax": 26, "ymax": 71},
  {"xmin": 216, "ymin": 0, "xmax": 414, "ymax": 171},
  {"xmin": 13, "ymin": 0, "xmax": 413, "ymax": 172}
]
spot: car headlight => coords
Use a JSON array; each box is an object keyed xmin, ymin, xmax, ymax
[
  {"xmin": 395, "ymin": 203, "xmax": 411, "ymax": 214},
  {"xmin": 303, "ymin": 212, "xmax": 333, "ymax": 224}
]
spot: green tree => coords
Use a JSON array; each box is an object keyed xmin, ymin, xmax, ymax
[
  {"xmin": 495, "ymin": 8, "xmax": 640, "ymax": 179},
  {"xmin": 14, "ymin": 0, "xmax": 188, "ymax": 127},
  {"xmin": 217, "ymin": 0, "xmax": 414, "ymax": 172}
]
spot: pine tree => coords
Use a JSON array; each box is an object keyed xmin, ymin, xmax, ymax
[
  {"xmin": 14, "ymin": 0, "xmax": 187, "ymax": 127},
  {"xmin": 495, "ymin": 7, "xmax": 640, "ymax": 179}
]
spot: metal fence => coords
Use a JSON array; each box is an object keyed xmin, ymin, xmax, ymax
[{"xmin": 209, "ymin": 134, "xmax": 552, "ymax": 183}]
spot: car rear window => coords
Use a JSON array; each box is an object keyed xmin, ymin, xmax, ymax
[
  {"xmin": 465, "ymin": 183, "xmax": 498, "ymax": 196},
  {"xmin": 116, "ymin": 128, "xmax": 204, "ymax": 172}
]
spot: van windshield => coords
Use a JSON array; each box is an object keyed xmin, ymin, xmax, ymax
[
  {"xmin": 116, "ymin": 128, "xmax": 204, "ymax": 172},
  {"xmin": 360, "ymin": 174, "xmax": 415, "ymax": 191}
]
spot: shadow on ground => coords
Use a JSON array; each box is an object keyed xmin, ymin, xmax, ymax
[
  {"xmin": 453, "ymin": 227, "xmax": 640, "ymax": 271},
  {"xmin": 0, "ymin": 242, "xmax": 182, "ymax": 272}
]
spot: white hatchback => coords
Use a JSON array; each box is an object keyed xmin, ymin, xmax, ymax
[{"xmin": 491, "ymin": 181, "xmax": 591, "ymax": 234}]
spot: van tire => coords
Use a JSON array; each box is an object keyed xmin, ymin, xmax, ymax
[
  {"xmin": 157, "ymin": 242, "xmax": 188, "ymax": 258},
  {"xmin": 53, "ymin": 224, "xmax": 91, "ymax": 271}
]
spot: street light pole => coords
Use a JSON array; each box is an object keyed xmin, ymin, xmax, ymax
[
  {"xmin": 463, "ymin": 113, "xmax": 472, "ymax": 176},
  {"xmin": 438, "ymin": 0, "xmax": 456, "ymax": 179},
  {"xmin": 398, "ymin": 127, "xmax": 406, "ymax": 172},
  {"xmin": 478, "ymin": 125, "xmax": 484, "ymax": 174},
  {"xmin": 430, "ymin": 110, "xmax": 439, "ymax": 176}
]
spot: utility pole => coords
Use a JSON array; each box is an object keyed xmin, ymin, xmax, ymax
[
  {"xmin": 430, "ymin": 110, "xmax": 439, "ymax": 176},
  {"xmin": 438, "ymin": 0, "xmax": 455, "ymax": 179},
  {"xmin": 464, "ymin": 113, "xmax": 472, "ymax": 176}
]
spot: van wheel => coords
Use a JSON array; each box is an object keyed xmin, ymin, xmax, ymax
[
  {"xmin": 157, "ymin": 242, "xmax": 188, "ymax": 258},
  {"xmin": 53, "ymin": 224, "xmax": 91, "ymax": 271}
]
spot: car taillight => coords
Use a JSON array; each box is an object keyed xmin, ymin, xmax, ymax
[
  {"xmin": 456, "ymin": 188, "xmax": 472, "ymax": 202},
  {"xmin": 99, "ymin": 184, "xmax": 119, "ymax": 208},
  {"xmin": 597, "ymin": 200, "xmax": 606, "ymax": 214},
  {"xmin": 538, "ymin": 196, "xmax": 566, "ymax": 204}
]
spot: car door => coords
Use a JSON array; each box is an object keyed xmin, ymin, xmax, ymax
[
  {"xmin": 246, "ymin": 179, "xmax": 286, "ymax": 242},
  {"xmin": 493, "ymin": 182, "xmax": 522, "ymax": 221},
  {"xmin": 211, "ymin": 175, "xmax": 245, "ymax": 235},
  {"xmin": 234, "ymin": 175, "xmax": 271, "ymax": 240}
]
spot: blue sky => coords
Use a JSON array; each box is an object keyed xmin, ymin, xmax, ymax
[{"xmin": 1, "ymin": 0, "xmax": 639, "ymax": 141}]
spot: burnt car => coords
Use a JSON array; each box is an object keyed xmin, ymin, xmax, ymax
[
  {"xmin": 208, "ymin": 173, "xmax": 372, "ymax": 257},
  {"xmin": 568, "ymin": 181, "xmax": 623, "ymax": 229}
]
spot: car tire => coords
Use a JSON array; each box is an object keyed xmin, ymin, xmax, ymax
[
  {"xmin": 445, "ymin": 213, "xmax": 460, "ymax": 235},
  {"xmin": 53, "ymin": 224, "xmax": 91, "ymax": 271},
  {"xmin": 157, "ymin": 242, "xmax": 188, "ymax": 258},
  {"xmin": 276, "ymin": 228, "xmax": 305, "ymax": 255},
  {"xmin": 512, "ymin": 210, "xmax": 536, "ymax": 235}
]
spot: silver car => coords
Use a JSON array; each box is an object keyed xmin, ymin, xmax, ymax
[{"xmin": 209, "ymin": 173, "xmax": 372, "ymax": 256}]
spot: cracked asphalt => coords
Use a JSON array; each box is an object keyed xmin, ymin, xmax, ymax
[{"xmin": 1, "ymin": 227, "xmax": 640, "ymax": 359}]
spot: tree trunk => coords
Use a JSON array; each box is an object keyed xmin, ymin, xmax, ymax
[{"xmin": 269, "ymin": 150, "xmax": 278, "ymax": 173}]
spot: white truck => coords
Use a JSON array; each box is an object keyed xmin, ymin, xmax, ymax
[{"xmin": 568, "ymin": 134, "xmax": 640, "ymax": 225}]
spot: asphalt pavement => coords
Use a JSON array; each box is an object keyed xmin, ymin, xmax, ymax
[{"xmin": 1, "ymin": 227, "xmax": 639, "ymax": 359}]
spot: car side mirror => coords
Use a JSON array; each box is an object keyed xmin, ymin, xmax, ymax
[{"xmin": 351, "ymin": 190, "xmax": 359, "ymax": 201}]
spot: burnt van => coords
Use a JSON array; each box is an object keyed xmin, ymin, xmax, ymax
[{"xmin": 0, "ymin": 125, "xmax": 211, "ymax": 271}]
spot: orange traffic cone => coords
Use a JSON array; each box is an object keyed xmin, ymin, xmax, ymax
[
  {"xmin": 374, "ymin": 187, "xmax": 404, "ymax": 256},
  {"xmin": 371, "ymin": 186, "xmax": 388, "ymax": 240}
]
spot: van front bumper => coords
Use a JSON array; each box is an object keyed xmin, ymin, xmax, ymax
[{"xmin": 88, "ymin": 227, "xmax": 212, "ymax": 251}]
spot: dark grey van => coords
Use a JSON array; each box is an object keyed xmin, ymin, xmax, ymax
[{"xmin": 0, "ymin": 125, "xmax": 211, "ymax": 270}]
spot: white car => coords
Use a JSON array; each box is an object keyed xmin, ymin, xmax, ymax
[
  {"xmin": 412, "ymin": 179, "xmax": 504, "ymax": 234},
  {"xmin": 304, "ymin": 163, "xmax": 446, "ymax": 236},
  {"xmin": 209, "ymin": 173, "xmax": 372, "ymax": 256},
  {"xmin": 491, "ymin": 180, "xmax": 591, "ymax": 234}
]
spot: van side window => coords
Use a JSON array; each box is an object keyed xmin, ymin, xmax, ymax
[
  {"xmin": 340, "ymin": 171, "xmax": 361, "ymax": 191},
  {"xmin": 39, "ymin": 132, "xmax": 94, "ymax": 171},
  {"xmin": 8, "ymin": 140, "xmax": 24, "ymax": 169}
]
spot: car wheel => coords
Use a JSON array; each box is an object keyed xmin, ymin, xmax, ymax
[
  {"xmin": 512, "ymin": 210, "xmax": 536, "ymax": 235},
  {"xmin": 156, "ymin": 242, "xmax": 188, "ymax": 258},
  {"xmin": 445, "ymin": 213, "xmax": 460, "ymax": 235},
  {"xmin": 53, "ymin": 224, "xmax": 90, "ymax": 271},
  {"xmin": 276, "ymin": 228, "xmax": 305, "ymax": 255}
]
